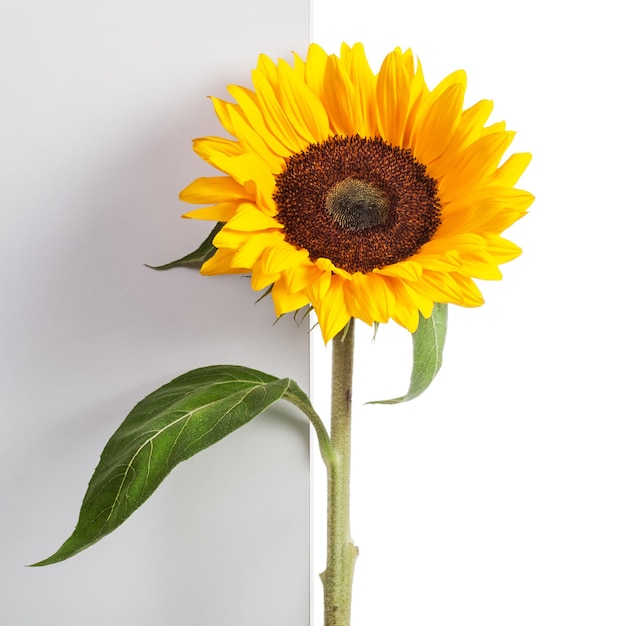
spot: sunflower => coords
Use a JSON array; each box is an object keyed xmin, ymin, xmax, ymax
[{"xmin": 180, "ymin": 43, "xmax": 533, "ymax": 343}]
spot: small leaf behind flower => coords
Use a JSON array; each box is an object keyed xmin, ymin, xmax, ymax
[
  {"xmin": 371, "ymin": 303, "xmax": 448, "ymax": 404},
  {"xmin": 147, "ymin": 221, "xmax": 224, "ymax": 270},
  {"xmin": 33, "ymin": 365, "xmax": 300, "ymax": 566}
]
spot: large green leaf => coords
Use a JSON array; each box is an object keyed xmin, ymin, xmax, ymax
[
  {"xmin": 372, "ymin": 303, "xmax": 448, "ymax": 404},
  {"xmin": 34, "ymin": 365, "xmax": 308, "ymax": 566},
  {"xmin": 147, "ymin": 221, "xmax": 224, "ymax": 270}
]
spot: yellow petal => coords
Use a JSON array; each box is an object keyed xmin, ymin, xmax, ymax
[
  {"xmin": 438, "ymin": 188, "xmax": 533, "ymax": 237},
  {"xmin": 213, "ymin": 225, "xmax": 279, "ymax": 251},
  {"xmin": 183, "ymin": 202, "xmax": 239, "ymax": 221},
  {"xmin": 438, "ymin": 131, "xmax": 515, "ymax": 199},
  {"xmin": 341, "ymin": 43, "xmax": 377, "ymax": 136},
  {"xmin": 413, "ymin": 250, "xmax": 462, "ymax": 273},
  {"xmin": 374, "ymin": 260, "xmax": 423, "ymax": 281},
  {"xmin": 343, "ymin": 284, "xmax": 374, "ymax": 325},
  {"xmin": 409, "ymin": 271, "xmax": 466, "ymax": 304},
  {"xmin": 443, "ymin": 99, "xmax": 494, "ymax": 159},
  {"xmin": 260, "ymin": 241, "xmax": 308, "ymax": 276},
  {"xmin": 212, "ymin": 226, "xmax": 251, "ymax": 249},
  {"xmin": 482, "ymin": 234, "xmax": 523, "ymax": 264},
  {"xmin": 282, "ymin": 257, "xmax": 325, "ymax": 293},
  {"xmin": 314, "ymin": 257, "xmax": 353, "ymax": 280},
  {"xmin": 227, "ymin": 85, "xmax": 292, "ymax": 158},
  {"xmin": 256, "ymin": 53, "xmax": 279, "ymax": 88},
  {"xmin": 322, "ymin": 55, "xmax": 358, "ymax": 135},
  {"xmin": 251, "ymin": 69, "xmax": 308, "ymax": 152},
  {"xmin": 231, "ymin": 232, "xmax": 283, "ymax": 269},
  {"xmin": 420, "ymin": 234, "xmax": 502, "ymax": 280},
  {"xmin": 200, "ymin": 248, "xmax": 247, "ymax": 275},
  {"xmin": 304, "ymin": 267, "xmax": 331, "ymax": 305},
  {"xmin": 250, "ymin": 263, "xmax": 278, "ymax": 291},
  {"xmin": 413, "ymin": 81, "xmax": 465, "ymax": 166},
  {"xmin": 429, "ymin": 69, "xmax": 467, "ymax": 99},
  {"xmin": 438, "ymin": 199, "xmax": 500, "ymax": 237},
  {"xmin": 447, "ymin": 272, "xmax": 485, "ymax": 306},
  {"xmin": 457, "ymin": 251, "xmax": 503, "ymax": 281},
  {"xmin": 193, "ymin": 136, "xmax": 243, "ymax": 163},
  {"xmin": 489, "ymin": 152, "xmax": 532, "ymax": 187},
  {"xmin": 376, "ymin": 48, "xmax": 411, "ymax": 145},
  {"xmin": 402, "ymin": 58, "xmax": 428, "ymax": 146},
  {"xmin": 398, "ymin": 47, "xmax": 416, "ymax": 76},
  {"xmin": 416, "ymin": 270, "xmax": 485, "ymax": 307},
  {"xmin": 272, "ymin": 278, "xmax": 310, "ymax": 315},
  {"xmin": 313, "ymin": 275, "xmax": 351, "ymax": 344},
  {"xmin": 389, "ymin": 278, "xmax": 431, "ymax": 332},
  {"xmin": 225, "ymin": 203, "xmax": 283, "ymax": 232},
  {"xmin": 208, "ymin": 152, "xmax": 277, "ymax": 214},
  {"xmin": 210, "ymin": 97, "xmax": 239, "ymax": 138},
  {"xmin": 250, "ymin": 240, "xmax": 309, "ymax": 290},
  {"xmin": 482, "ymin": 121, "xmax": 507, "ymax": 137},
  {"xmin": 479, "ymin": 192, "xmax": 533, "ymax": 232},
  {"xmin": 388, "ymin": 285, "xmax": 420, "ymax": 332},
  {"xmin": 395, "ymin": 283, "xmax": 436, "ymax": 317},
  {"xmin": 304, "ymin": 44, "xmax": 328, "ymax": 99},
  {"xmin": 228, "ymin": 107, "xmax": 285, "ymax": 174},
  {"xmin": 276, "ymin": 58, "xmax": 331, "ymax": 144},
  {"xmin": 406, "ymin": 69, "xmax": 465, "ymax": 151},
  {"xmin": 291, "ymin": 51, "xmax": 306, "ymax": 81},
  {"xmin": 179, "ymin": 176, "xmax": 251, "ymax": 204},
  {"xmin": 348, "ymin": 272, "xmax": 394, "ymax": 324}
]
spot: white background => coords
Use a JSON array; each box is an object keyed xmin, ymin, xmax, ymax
[
  {"xmin": 0, "ymin": 1, "xmax": 310, "ymax": 625},
  {"xmin": 311, "ymin": 1, "xmax": 626, "ymax": 625},
  {"xmin": 2, "ymin": 1, "xmax": 625, "ymax": 626}
]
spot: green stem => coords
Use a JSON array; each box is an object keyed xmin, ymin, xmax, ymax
[{"xmin": 323, "ymin": 320, "xmax": 358, "ymax": 626}]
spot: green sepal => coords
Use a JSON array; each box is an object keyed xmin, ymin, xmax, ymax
[
  {"xmin": 147, "ymin": 221, "xmax": 224, "ymax": 270},
  {"xmin": 33, "ymin": 365, "xmax": 312, "ymax": 566},
  {"xmin": 371, "ymin": 303, "xmax": 448, "ymax": 404}
]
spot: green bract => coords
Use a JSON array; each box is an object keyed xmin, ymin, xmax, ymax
[{"xmin": 372, "ymin": 303, "xmax": 448, "ymax": 404}]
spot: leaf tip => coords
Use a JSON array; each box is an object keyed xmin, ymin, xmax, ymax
[{"xmin": 27, "ymin": 549, "xmax": 68, "ymax": 568}]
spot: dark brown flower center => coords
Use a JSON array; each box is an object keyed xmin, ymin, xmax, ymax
[{"xmin": 273, "ymin": 135, "xmax": 441, "ymax": 273}]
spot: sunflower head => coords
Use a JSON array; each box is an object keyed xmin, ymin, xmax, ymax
[{"xmin": 180, "ymin": 43, "xmax": 533, "ymax": 343}]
